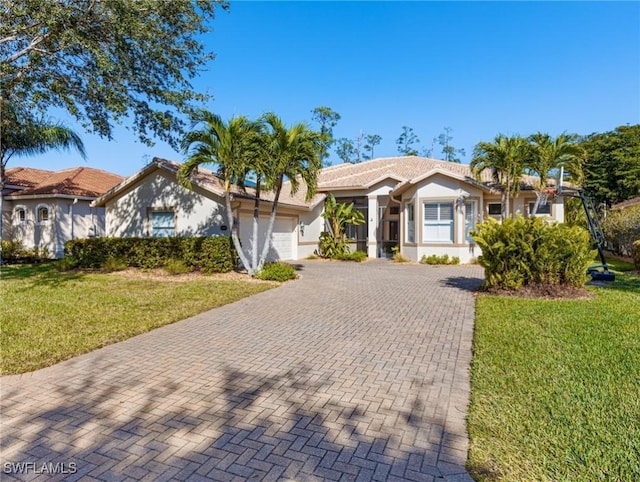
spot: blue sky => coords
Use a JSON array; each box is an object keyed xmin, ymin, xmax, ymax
[{"xmin": 18, "ymin": 1, "xmax": 640, "ymax": 177}]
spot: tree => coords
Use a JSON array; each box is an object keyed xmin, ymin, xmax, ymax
[
  {"xmin": 579, "ymin": 125, "xmax": 640, "ymax": 206},
  {"xmin": 1, "ymin": 0, "xmax": 227, "ymax": 150},
  {"xmin": 311, "ymin": 106, "xmax": 341, "ymax": 167},
  {"xmin": 396, "ymin": 126, "xmax": 420, "ymax": 156},
  {"xmin": 179, "ymin": 111, "xmax": 264, "ymax": 275},
  {"xmin": 363, "ymin": 134, "xmax": 382, "ymax": 160},
  {"xmin": 335, "ymin": 138, "xmax": 356, "ymax": 164},
  {"xmin": 259, "ymin": 112, "xmax": 322, "ymax": 270},
  {"xmin": 318, "ymin": 194, "xmax": 366, "ymax": 258},
  {"xmin": 471, "ymin": 135, "xmax": 530, "ymax": 220},
  {"xmin": 435, "ymin": 127, "xmax": 465, "ymax": 163},
  {"xmin": 0, "ymin": 102, "xmax": 86, "ymax": 262},
  {"xmin": 527, "ymin": 132, "xmax": 584, "ymax": 214}
]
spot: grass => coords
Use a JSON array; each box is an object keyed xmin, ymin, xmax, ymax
[
  {"xmin": 0, "ymin": 263, "xmax": 275, "ymax": 375},
  {"xmin": 468, "ymin": 269, "xmax": 640, "ymax": 481}
]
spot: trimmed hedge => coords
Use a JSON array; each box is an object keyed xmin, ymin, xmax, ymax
[
  {"xmin": 64, "ymin": 237, "xmax": 237, "ymax": 273},
  {"xmin": 472, "ymin": 216, "xmax": 594, "ymax": 290},
  {"xmin": 633, "ymin": 240, "xmax": 640, "ymax": 270}
]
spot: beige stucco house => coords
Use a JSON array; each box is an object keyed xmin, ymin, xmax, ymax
[
  {"xmin": 93, "ymin": 156, "xmax": 564, "ymax": 264},
  {"xmin": 2, "ymin": 167, "xmax": 124, "ymax": 257}
]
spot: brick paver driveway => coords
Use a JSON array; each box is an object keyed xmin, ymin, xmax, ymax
[{"xmin": 1, "ymin": 260, "xmax": 483, "ymax": 481}]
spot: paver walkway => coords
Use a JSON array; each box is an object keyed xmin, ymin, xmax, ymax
[{"xmin": 1, "ymin": 260, "xmax": 483, "ymax": 481}]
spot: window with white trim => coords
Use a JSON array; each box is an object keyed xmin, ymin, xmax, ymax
[
  {"xmin": 406, "ymin": 202, "xmax": 415, "ymax": 243},
  {"xmin": 528, "ymin": 201, "xmax": 552, "ymax": 216},
  {"xmin": 149, "ymin": 210, "xmax": 175, "ymax": 237},
  {"xmin": 13, "ymin": 206, "xmax": 27, "ymax": 224},
  {"xmin": 464, "ymin": 201, "xmax": 477, "ymax": 243},
  {"xmin": 423, "ymin": 202, "xmax": 454, "ymax": 243},
  {"xmin": 36, "ymin": 204, "xmax": 50, "ymax": 224},
  {"xmin": 487, "ymin": 202, "xmax": 502, "ymax": 218}
]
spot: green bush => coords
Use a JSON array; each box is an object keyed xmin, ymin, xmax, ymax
[
  {"xmin": 164, "ymin": 258, "xmax": 193, "ymax": 276},
  {"xmin": 472, "ymin": 216, "xmax": 593, "ymax": 290},
  {"xmin": 632, "ymin": 240, "xmax": 640, "ymax": 270},
  {"xmin": 64, "ymin": 236, "xmax": 237, "ymax": 273},
  {"xmin": 335, "ymin": 250, "xmax": 367, "ymax": 262},
  {"xmin": 255, "ymin": 262, "xmax": 297, "ymax": 281},
  {"xmin": 603, "ymin": 205, "xmax": 640, "ymax": 257},
  {"xmin": 102, "ymin": 256, "xmax": 128, "ymax": 273},
  {"xmin": 1, "ymin": 242, "xmax": 50, "ymax": 264},
  {"xmin": 420, "ymin": 254, "xmax": 460, "ymax": 265},
  {"xmin": 1, "ymin": 240, "xmax": 22, "ymax": 262}
]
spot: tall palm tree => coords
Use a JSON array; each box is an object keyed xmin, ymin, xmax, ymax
[
  {"xmin": 179, "ymin": 110, "xmax": 264, "ymax": 274},
  {"xmin": 471, "ymin": 135, "xmax": 530, "ymax": 220},
  {"xmin": 527, "ymin": 132, "xmax": 584, "ymax": 214},
  {"xmin": 258, "ymin": 112, "xmax": 322, "ymax": 269},
  {"xmin": 1, "ymin": 103, "xmax": 86, "ymax": 262}
]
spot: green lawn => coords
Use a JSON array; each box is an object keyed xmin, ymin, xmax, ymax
[
  {"xmin": 0, "ymin": 263, "xmax": 275, "ymax": 375},
  {"xmin": 468, "ymin": 269, "xmax": 640, "ymax": 481}
]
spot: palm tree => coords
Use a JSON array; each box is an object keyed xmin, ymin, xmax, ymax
[
  {"xmin": 471, "ymin": 135, "xmax": 530, "ymax": 220},
  {"xmin": 179, "ymin": 110, "xmax": 264, "ymax": 274},
  {"xmin": 258, "ymin": 112, "xmax": 322, "ymax": 269},
  {"xmin": 527, "ymin": 132, "xmax": 584, "ymax": 214},
  {"xmin": 1, "ymin": 102, "xmax": 86, "ymax": 262}
]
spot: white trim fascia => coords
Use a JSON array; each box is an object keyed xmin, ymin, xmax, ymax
[
  {"xmin": 391, "ymin": 168, "xmax": 495, "ymax": 198},
  {"xmin": 4, "ymin": 194, "xmax": 96, "ymax": 201}
]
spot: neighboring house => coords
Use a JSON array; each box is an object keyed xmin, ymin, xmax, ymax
[
  {"xmin": 95, "ymin": 156, "xmax": 564, "ymax": 264},
  {"xmin": 2, "ymin": 167, "xmax": 124, "ymax": 257}
]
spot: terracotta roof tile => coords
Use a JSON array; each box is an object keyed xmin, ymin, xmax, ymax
[{"xmin": 5, "ymin": 166, "xmax": 124, "ymax": 198}]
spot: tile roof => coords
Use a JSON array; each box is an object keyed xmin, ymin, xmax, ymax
[
  {"xmin": 5, "ymin": 166, "xmax": 124, "ymax": 198},
  {"xmin": 317, "ymin": 155, "xmax": 541, "ymax": 190}
]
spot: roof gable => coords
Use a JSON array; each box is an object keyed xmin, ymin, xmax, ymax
[{"xmin": 5, "ymin": 166, "xmax": 123, "ymax": 198}]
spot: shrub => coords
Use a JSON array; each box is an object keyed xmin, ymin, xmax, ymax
[
  {"xmin": 603, "ymin": 205, "xmax": 640, "ymax": 257},
  {"xmin": 633, "ymin": 240, "xmax": 640, "ymax": 270},
  {"xmin": 255, "ymin": 262, "xmax": 297, "ymax": 281},
  {"xmin": 472, "ymin": 216, "xmax": 593, "ymax": 291},
  {"xmin": 335, "ymin": 250, "xmax": 367, "ymax": 262},
  {"xmin": 164, "ymin": 258, "xmax": 193, "ymax": 276},
  {"xmin": 54, "ymin": 257, "xmax": 78, "ymax": 272},
  {"xmin": 65, "ymin": 236, "xmax": 237, "ymax": 273},
  {"xmin": 102, "ymin": 256, "xmax": 128, "ymax": 273},
  {"xmin": 316, "ymin": 231, "xmax": 350, "ymax": 259},
  {"xmin": 420, "ymin": 254, "xmax": 460, "ymax": 265},
  {"xmin": 1, "ymin": 240, "xmax": 22, "ymax": 262}
]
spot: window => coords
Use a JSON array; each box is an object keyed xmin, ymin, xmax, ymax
[
  {"xmin": 406, "ymin": 202, "xmax": 415, "ymax": 243},
  {"xmin": 13, "ymin": 206, "xmax": 26, "ymax": 224},
  {"xmin": 36, "ymin": 205, "xmax": 50, "ymax": 224},
  {"xmin": 149, "ymin": 210, "xmax": 175, "ymax": 237},
  {"xmin": 487, "ymin": 203, "xmax": 502, "ymax": 218},
  {"xmin": 464, "ymin": 201, "xmax": 477, "ymax": 243},
  {"xmin": 528, "ymin": 201, "xmax": 552, "ymax": 216},
  {"xmin": 423, "ymin": 202, "xmax": 454, "ymax": 243},
  {"xmin": 389, "ymin": 206, "xmax": 400, "ymax": 215}
]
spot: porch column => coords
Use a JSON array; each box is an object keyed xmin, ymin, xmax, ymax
[{"xmin": 367, "ymin": 196, "xmax": 378, "ymax": 258}]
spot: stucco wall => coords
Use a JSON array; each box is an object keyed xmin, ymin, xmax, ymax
[
  {"xmin": 105, "ymin": 170, "xmax": 227, "ymax": 238},
  {"xmin": 297, "ymin": 202, "xmax": 325, "ymax": 259},
  {"xmin": 3, "ymin": 198, "xmax": 104, "ymax": 257}
]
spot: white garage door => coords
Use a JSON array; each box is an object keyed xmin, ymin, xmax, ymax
[{"xmin": 238, "ymin": 215, "xmax": 295, "ymax": 262}]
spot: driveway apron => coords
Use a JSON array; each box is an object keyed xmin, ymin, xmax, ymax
[{"xmin": 1, "ymin": 260, "xmax": 483, "ymax": 481}]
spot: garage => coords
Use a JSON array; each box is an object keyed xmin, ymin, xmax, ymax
[{"xmin": 238, "ymin": 215, "xmax": 296, "ymax": 262}]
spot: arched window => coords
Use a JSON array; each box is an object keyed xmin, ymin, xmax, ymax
[
  {"xmin": 13, "ymin": 206, "xmax": 27, "ymax": 224},
  {"xmin": 36, "ymin": 204, "xmax": 50, "ymax": 224}
]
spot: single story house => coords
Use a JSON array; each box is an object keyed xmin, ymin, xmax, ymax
[
  {"xmin": 1, "ymin": 167, "xmax": 124, "ymax": 257},
  {"xmin": 93, "ymin": 156, "xmax": 563, "ymax": 264}
]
